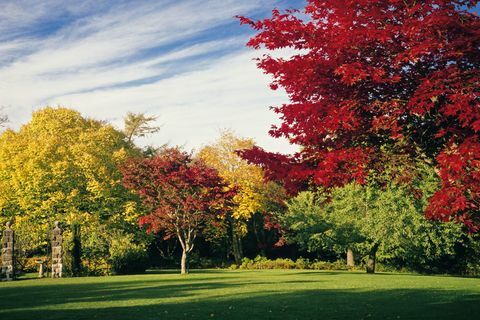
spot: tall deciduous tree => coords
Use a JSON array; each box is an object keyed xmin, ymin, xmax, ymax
[
  {"xmin": 0, "ymin": 107, "xmax": 141, "ymax": 256},
  {"xmin": 198, "ymin": 131, "xmax": 265, "ymax": 264},
  {"xmin": 239, "ymin": 1, "xmax": 480, "ymax": 230},
  {"xmin": 122, "ymin": 148, "xmax": 232, "ymax": 274},
  {"xmin": 328, "ymin": 179, "xmax": 464, "ymax": 274},
  {"xmin": 281, "ymin": 166, "xmax": 464, "ymax": 273},
  {"xmin": 281, "ymin": 190, "xmax": 361, "ymax": 267}
]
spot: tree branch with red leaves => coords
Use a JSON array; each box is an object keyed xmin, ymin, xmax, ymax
[
  {"xmin": 239, "ymin": 0, "xmax": 480, "ymax": 231},
  {"xmin": 121, "ymin": 148, "xmax": 233, "ymax": 274}
]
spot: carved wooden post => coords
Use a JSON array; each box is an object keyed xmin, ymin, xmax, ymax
[
  {"xmin": 51, "ymin": 221, "xmax": 63, "ymax": 278},
  {"xmin": 1, "ymin": 222, "xmax": 15, "ymax": 281}
]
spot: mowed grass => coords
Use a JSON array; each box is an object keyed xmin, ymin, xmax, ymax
[{"xmin": 0, "ymin": 270, "xmax": 479, "ymax": 320}]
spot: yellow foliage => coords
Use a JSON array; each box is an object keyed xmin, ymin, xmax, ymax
[
  {"xmin": 232, "ymin": 184, "xmax": 262, "ymax": 220},
  {"xmin": 0, "ymin": 107, "xmax": 142, "ymax": 253},
  {"xmin": 198, "ymin": 130, "xmax": 264, "ymax": 188},
  {"xmin": 198, "ymin": 130, "xmax": 266, "ymax": 235}
]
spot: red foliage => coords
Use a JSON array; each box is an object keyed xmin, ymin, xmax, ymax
[
  {"xmin": 239, "ymin": 1, "xmax": 480, "ymax": 230},
  {"xmin": 121, "ymin": 148, "xmax": 232, "ymax": 241},
  {"xmin": 426, "ymin": 137, "xmax": 480, "ymax": 231}
]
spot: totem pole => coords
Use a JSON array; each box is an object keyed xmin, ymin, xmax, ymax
[
  {"xmin": 1, "ymin": 222, "xmax": 15, "ymax": 281},
  {"xmin": 51, "ymin": 221, "xmax": 63, "ymax": 278}
]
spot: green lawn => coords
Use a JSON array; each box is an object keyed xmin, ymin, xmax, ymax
[{"xmin": 0, "ymin": 270, "xmax": 479, "ymax": 320}]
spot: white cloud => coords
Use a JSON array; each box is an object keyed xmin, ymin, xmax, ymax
[
  {"xmin": 50, "ymin": 50, "xmax": 296, "ymax": 153},
  {"xmin": 0, "ymin": 0, "xmax": 298, "ymax": 154}
]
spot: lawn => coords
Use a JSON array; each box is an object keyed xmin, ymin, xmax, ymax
[{"xmin": 0, "ymin": 270, "xmax": 479, "ymax": 320}]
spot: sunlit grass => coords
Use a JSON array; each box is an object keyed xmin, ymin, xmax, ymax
[{"xmin": 0, "ymin": 269, "xmax": 479, "ymax": 319}]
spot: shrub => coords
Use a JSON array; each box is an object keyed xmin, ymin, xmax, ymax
[
  {"xmin": 188, "ymin": 252, "xmax": 226, "ymax": 269},
  {"xmin": 465, "ymin": 262, "xmax": 480, "ymax": 276},
  {"xmin": 110, "ymin": 249, "xmax": 149, "ymax": 275},
  {"xmin": 310, "ymin": 260, "xmax": 348, "ymax": 270},
  {"xmin": 235, "ymin": 256, "xmax": 348, "ymax": 271},
  {"xmin": 238, "ymin": 257, "xmax": 253, "ymax": 269},
  {"xmin": 295, "ymin": 257, "xmax": 310, "ymax": 269},
  {"xmin": 109, "ymin": 233, "xmax": 149, "ymax": 275},
  {"xmin": 83, "ymin": 257, "xmax": 110, "ymax": 276},
  {"xmin": 21, "ymin": 256, "xmax": 48, "ymax": 273}
]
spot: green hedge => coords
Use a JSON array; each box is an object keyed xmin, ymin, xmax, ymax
[{"xmin": 230, "ymin": 256, "xmax": 351, "ymax": 271}]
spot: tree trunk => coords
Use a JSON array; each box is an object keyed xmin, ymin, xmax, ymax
[
  {"xmin": 180, "ymin": 250, "xmax": 187, "ymax": 275},
  {"xmin": 346, "ymin": 248, "xmax": 355, "ymax": 267},
  {"xmin": 366, "ymin": 244, "xmax": 379, "ymax": 274},
  {"xmin": 232, "ymin": 232, "xmax": 243, "ymax": 265},
  {"xmin": 252, "ymin": 213, "xmax": 266, "ymax": 257},
  {"xmin": 71, "ymin": 222, "xmax": 82, "ymax": 277},
  {"xmin": 227, "ymin": 216, "xmax": 244, "ymax": 265}
]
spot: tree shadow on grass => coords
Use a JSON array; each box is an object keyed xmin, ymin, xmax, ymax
[
  {"xmin": 146, "ymin": 269, "xmax": 233, "ymax": 275},
  {"xmin": 0, "ymin": 271, "xmax": 310, "ymax": 310},
  {"xmin": 284, "ymin": 270, "xmax": 478, "ymax": 280},
  {"xmin": 278, "ymin": 271, "xmax": 355, "ymax": 276},
  {"xmin": 145, "ymin": 269, "xmax": 183, "ymax": 275},
  {"xmin": 0, "ymin": 274, "xmax": 478, "ymax": 320}
]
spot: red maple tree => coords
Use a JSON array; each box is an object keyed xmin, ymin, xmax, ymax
[
  {"xmin": 121, "ymin": 148, "xmax": 232, "ymax": 274},
  {"xmin": 239, "ymin": 1, "xmax": 480, "ymax": 231}
]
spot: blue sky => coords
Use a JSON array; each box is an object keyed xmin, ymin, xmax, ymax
[
  {"xmin": 0, "ymin": 0, "xmax": 305, "ymax": 153},
  {"xmin": 0, "ymin": 1, "xmax": 477, "ymax": 153}
]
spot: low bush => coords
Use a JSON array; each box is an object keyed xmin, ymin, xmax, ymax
[
  {"xmin": 234, "ymin": 256, "xmax": 350, "ymax": 271},
  {"xmin": 310, "ymin": 260, "xmax": 349, "ymax": 270},
  {"xmin": 23, "ymin": 257, "xmax": 44, "ymax": 273},
  {"xmin": 188, "ymin": 252, "xmax": 230, "ymax": 269},
  {"xmin": 109, "ymin": 233, "xmax": 149, "ymax": 275},
  {"xmin": 110, "ymin": 249, "xmax": 149, "ymax": 275}
]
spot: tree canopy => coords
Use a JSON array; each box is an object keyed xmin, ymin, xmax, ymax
[
  {"xmin": 0, "ymin": 107, "xmax": 141, "ymax": 256},
  {"xmin": 198, "ymin": 131, "xmax": 265, "ymax": 262},
  {"xmin": 281, "ymin": 167, "xmax": 465, "ymax": 273},
  {"xmin": 239, "ymin": 0, "xmax": 480, "ymax": 231},
  {"xmin": 122, "ymin": 147, "xmax": 233, "ymax": 274},
  {"xmin": 198, "ymin": 131, "xmax": 287, "ymax": 263}
]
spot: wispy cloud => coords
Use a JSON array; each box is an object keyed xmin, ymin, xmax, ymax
[
  {"xmin": 51, "ymin": 49, "xmax": 289, "ymax": 152},
  {"xmin": 0, "ymin": 0, "xmax": 302, "ymax": 153}
]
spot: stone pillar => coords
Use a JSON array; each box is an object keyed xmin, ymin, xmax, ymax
[
  {"xmin": 37, "ymin": 259, "xmax": 46, "ymax": 278},
  {"xmin": 51, "ymin": 221, "xmax": 63, "ymax": 278},
  {"xmin": 1, "ymin": 222, "xmax": 15, "ymax": 281},
  {"xmin": 346, "ymin": 248, "xmax": 355, "ymax": 267}
]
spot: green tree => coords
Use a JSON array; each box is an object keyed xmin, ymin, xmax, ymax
[
  {"xmin": 329, "ymin": 180, "xmax": 463, "ymax": 273},
  {"xmin": 281, "ymin": 191, "xmax": 330, "ymax": 253},
  {"xmin": 281, "ymin": 190, "xmax": 361, "ymax": 266},
  {"xmin": 281, "ymin": 164, "xmax": 464, "ymax": 273}
]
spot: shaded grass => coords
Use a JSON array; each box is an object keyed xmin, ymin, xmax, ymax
[{"xmin": 0, "ymin": 269, "xmax": 479, "ymax": 319}]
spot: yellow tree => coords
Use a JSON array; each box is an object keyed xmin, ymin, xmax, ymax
[
  {"xmin": 198, "ymin": 130, "xmax": 265, "ymax": 264},
  {"xmin": 0, "ymin": 107, "xmax": 143, "ymax": 264}
]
